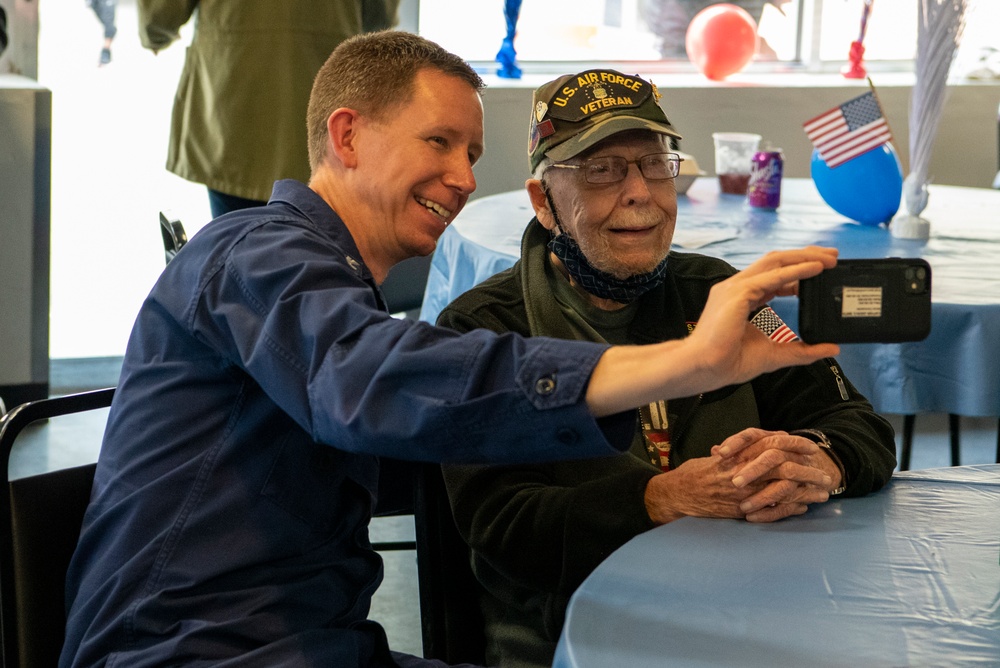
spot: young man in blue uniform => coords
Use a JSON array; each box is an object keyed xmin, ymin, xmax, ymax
[
  {"xmin": 436, "ymin": 69, "xmax": 897, "ymax": 667},
  {"xmin": 60, "ymin": 36, "xmax": 843, "ymax": 667}
]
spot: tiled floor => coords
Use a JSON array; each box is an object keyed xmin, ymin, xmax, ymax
[{"xmin": 7, "ymin": 364, "xmax": 998, "ymax": 656}]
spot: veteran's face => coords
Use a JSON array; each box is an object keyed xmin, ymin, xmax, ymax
[{"xmin": 536, "ymin": 132, "xmax": 677, "ymax": 280}]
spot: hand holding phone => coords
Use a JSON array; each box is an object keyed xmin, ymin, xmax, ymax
[{"xmin": 798, "ymin": 258, "xmax": 931, "ymax": 344}]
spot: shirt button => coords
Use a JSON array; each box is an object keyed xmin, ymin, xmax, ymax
[
  {"xmin": 557, "ymin": 428, "xmax": 579, "ymax": 445},
  {"xmin": 535, "ymin": 376, "xmax": 556, "ymax": 395}
]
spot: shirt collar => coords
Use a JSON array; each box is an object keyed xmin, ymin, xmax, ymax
[{"xmin": 267, "ymin": 179, "xmax": 372, "ymax": 281}]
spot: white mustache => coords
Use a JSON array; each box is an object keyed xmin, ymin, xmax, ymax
[{"xmin": 608, "ymin": 210, "xmax": 663, "ymax": 231}]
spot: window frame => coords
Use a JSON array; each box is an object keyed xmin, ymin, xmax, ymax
[{"xmin": 407, "ymin": 0, "xmax": 924, "ymax": 76}]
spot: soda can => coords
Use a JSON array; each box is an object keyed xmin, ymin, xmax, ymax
[{"xmin": 748, "ymin": 149, "xmax": 784, "ymax": 210}]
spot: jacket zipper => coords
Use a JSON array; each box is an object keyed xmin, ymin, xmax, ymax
[
  {"xmin": 669, "ymin": 393, "xmax": 704, "ymax": 447},
  {"xmin": 830, "ymin": 363, "xmax": 849, "ymax": 400}
]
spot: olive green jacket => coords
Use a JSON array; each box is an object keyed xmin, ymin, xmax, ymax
[{"xmin": 138, "ymin": 0, "xmax": 399, "ymax": 201}]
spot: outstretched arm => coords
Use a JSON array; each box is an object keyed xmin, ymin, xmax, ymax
[{"xmin": 586, "ymin": 246, "xmax": 840, "ymax": 416}]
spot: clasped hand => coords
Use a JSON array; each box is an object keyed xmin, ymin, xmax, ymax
[{"xmin": 645, "ymin": 428, "xmax": 840, "ymax": 525}]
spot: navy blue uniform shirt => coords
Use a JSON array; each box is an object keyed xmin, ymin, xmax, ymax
[{"xmin": 60, "ymin": 180, "xmax": 628, "ymax": 667}]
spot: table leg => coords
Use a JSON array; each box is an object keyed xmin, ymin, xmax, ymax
[
  {"xmin": 948, "ymin": 414, "xmax": 961, "ymax": 467},
  {"xmin": 900, "ymin": 415, "xmax": 915, "ymax": 471}
]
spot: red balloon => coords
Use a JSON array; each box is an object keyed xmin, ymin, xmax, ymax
[{"xmin": 685, "ymin": 4, "xmax": 758, "ymax": 81}]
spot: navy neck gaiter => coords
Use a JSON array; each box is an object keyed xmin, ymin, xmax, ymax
[{"xmin": 544, "ymin": 191, "xmax": 668, "ymax": 304}]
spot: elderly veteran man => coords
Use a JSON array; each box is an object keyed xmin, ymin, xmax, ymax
[
  {"xmin": 437, "ymin": 69, "xmax": 897, "ymax": 668},
  {"xmin": 59, "ymin": 35, "xmax": 843, "ymax": 668}
]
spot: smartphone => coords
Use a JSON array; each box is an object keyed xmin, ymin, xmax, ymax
[{"xmin": 798, "ymin": 258, "xmax": 931, "ymax": 344}]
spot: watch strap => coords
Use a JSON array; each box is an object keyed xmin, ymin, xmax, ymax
[{"xmin": 791, "ymin": 428, "xmax": 847, "ymax": 495}]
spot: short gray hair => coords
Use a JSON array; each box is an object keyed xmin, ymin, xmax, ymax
[{"xmin": 532, "ymin": 154, "xmax": 554, "ymax": 181}]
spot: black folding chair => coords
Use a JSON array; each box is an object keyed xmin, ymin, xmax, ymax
[
  {"xmin": 0, "ymin": 387, "xmax": 114, "ymax": 668},
  {"xmin": 380, "ymin": 255, "xmax": 433, "ymax": 320},
  {"xmin": 159, "ymin": 211, "xmax": 188, "ymax": 265}
]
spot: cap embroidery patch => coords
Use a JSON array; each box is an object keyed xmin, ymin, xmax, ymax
[
  {"xmin": 528, "ymin": 118, "xmax": 555, "ymax": 154},
  {"xmin": 535, "ymin": 100, "xmax": 548, "ymax": 122},
  {"xmin": 547, "ymin": 70, "xmax": 651, "ymax": 122}
]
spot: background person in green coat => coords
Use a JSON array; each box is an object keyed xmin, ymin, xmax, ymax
[{"xmin": 138, "ymin": 0, "xmax": 399, "ymax": 217}]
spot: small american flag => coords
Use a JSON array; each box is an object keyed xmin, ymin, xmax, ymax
[
  {"xmin": 803, "ymin": 91, "xmax": 892, "ymax": 168},
  {"xmin": 752, "ymin": 306, "xmax": 799, "ymax": 343}
]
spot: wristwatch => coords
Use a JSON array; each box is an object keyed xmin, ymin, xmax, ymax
[{"xmin": 791, "ymin": 428, "xmax": 847, "ymax": 496}]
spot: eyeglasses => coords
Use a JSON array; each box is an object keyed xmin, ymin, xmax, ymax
[{"xmin": 546, "ymin": 152, "xmax": 683, "ymax": 184}]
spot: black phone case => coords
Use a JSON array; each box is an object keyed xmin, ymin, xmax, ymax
[{"xmin": 798, "ymin": 258, "xmax": 932, "ymax": 344}]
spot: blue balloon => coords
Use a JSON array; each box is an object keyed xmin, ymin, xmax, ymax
[{"xmin": 810, "ymin": 144, "xmax": 903, "ymax": 226}]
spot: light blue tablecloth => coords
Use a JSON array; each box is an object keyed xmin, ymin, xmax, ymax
[
  {"xmin": 421, "ymin": 178, "xmax": 1000, "ymax": 416},
  {"xmin": 552, "ymin": 464, "xmax": 1000, "ymax": 668}
]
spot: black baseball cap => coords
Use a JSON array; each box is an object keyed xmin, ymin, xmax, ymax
[{"xmin": 528, "ymin": 69, "xmax": 682, "ymax": 172}]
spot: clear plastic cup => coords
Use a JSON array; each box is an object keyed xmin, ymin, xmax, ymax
[{"xmin": 712, "ymin": 132, "xmax": 762, "ymax": 195}]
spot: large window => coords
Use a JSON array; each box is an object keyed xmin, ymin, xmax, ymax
[{"xmin": 418, "ymin": 0, "xmax": 998, "ymax": 76}]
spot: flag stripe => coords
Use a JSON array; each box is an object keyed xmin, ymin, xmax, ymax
[
  {"xmin": 771, "ymin": 326, "xmax": 798, "ymax": 343},
  {"xmin": 825, "ymin": 126, "xmax": 893, "ymax": 166},
  {"xmin": 811, "ymin": 125, "xmax": 848, "ymax": 144},
  {"xmin": 803, "ymin": 108, "xmax": 843, "ymax": 130},
  {"xmin": 824, "ymin": 125, "xmax": 891, "ymax": 159},
  {"xmin": 826, "ymin": 135, "xmax": 894, "ymax": 167},
  {"xmin": 823, "ymin": 119, "xmax": 889, "ymax": 155}
]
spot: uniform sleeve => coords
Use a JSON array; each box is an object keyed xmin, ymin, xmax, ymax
[
  {"xmin": 137, "ymin": 0, "xmax": 198, "ymax": 52},
  {"xmin": 751, "ymin": 358, "xmax": 897, "ymax": 496},
  {"xmin": 185, "ymin": 221, "xmax": 624, "ymax": 465},
  {"xmin": 438, "ymin": 299, "xmax": 655, "ymax": 595}
]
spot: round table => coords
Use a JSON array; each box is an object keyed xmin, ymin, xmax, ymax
[{"xmin": 552, "ymin": 464, "xmax": 1000, "ymax": 668}]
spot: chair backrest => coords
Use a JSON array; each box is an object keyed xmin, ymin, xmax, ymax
[
  {"xmin": 0, "ymin": 388, "xmax": 114, "ymax": 668},
  {"xmin": 159, "ymin": 211, "xmax": 188, "ymax": 265},
  {"xmin": 413, "ymin": 463, "xmax": 486, "ymax": 664},
  {"xmin": 380, "ymin": 254, "xmax": 433, "ymax": 319}
]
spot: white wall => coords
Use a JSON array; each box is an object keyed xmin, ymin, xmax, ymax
[{"xmin": 472, "ymin": 73, "xmax": 1000, "ymax": 200}]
